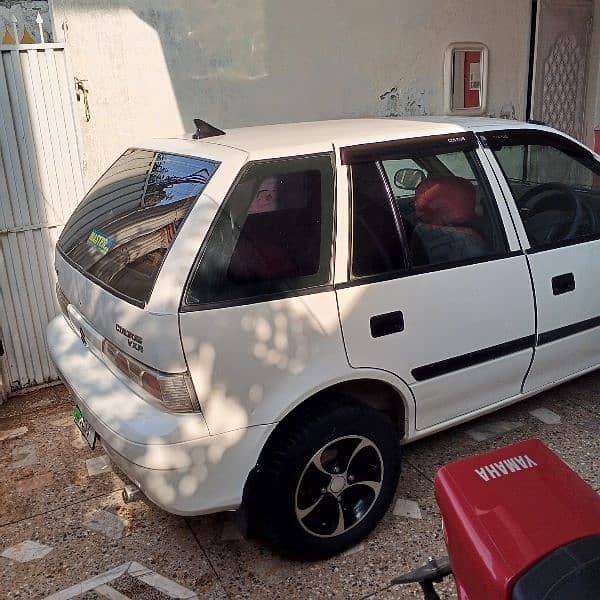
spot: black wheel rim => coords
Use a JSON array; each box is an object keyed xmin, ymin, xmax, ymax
[{"xmin": 294, "ymin": 435, "xmax": 384, "ymax": 538}]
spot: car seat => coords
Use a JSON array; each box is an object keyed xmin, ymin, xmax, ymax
[
  {"xmin": 411, "ymin": 175, "xmax": 487, "ymax": 266},
  {"xmin": 227, "ymin": 171, "xmax": 322, "ymax": 283}
]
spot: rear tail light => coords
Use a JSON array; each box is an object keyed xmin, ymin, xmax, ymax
[{"xmin": 101, "ymin": 339, "xmax": 200, "ymax": 413}]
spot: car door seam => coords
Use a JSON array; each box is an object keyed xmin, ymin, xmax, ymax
[{"xmin": 476, "ymin": 136, "xmax": 537, "ymax": 391}]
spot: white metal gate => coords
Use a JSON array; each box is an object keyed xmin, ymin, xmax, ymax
[{"xmin": 0, "ymin": 33, "xmax": 83, "ymax": 396}]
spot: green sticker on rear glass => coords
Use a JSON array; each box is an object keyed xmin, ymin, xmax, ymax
[{"xmin": 87, "ymin": 229, "xmax": 114, "ymax": 255}]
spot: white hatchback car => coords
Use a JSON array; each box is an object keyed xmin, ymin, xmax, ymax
[{"xmin": 48, "ymin": 117, "xmax": 600, "ymax": 558}]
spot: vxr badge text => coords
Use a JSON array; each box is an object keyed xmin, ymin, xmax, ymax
[{"xmin": 115, "ymin": 323, "xmax": 143, "ymax": 353}]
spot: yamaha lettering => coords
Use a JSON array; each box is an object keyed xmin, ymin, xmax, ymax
[
  {"xmin": 115, "ymin": 323, "xmax": 144, "ymax": 353},
  {"xmin": 474, "ymin": 454, "xmax": 538, "ymax": 482}
]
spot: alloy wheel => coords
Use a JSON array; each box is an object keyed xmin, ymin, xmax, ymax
[{"xmin": 294, "ymin": 435, "xmax": 384, "ymax": 538}]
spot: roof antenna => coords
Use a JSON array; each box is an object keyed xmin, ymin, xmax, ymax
[{"xmin": 192, "ymin": 119, "xmax": 226, "ymax": 139}]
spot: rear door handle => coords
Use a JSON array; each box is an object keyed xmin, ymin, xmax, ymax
[
  {"xmin": 552, "ymin": 273, "xmax": 575, "ymax": 296},
  {"xmin": 370, "ymin": 311, "xmax": 404, "ymax": 338}
]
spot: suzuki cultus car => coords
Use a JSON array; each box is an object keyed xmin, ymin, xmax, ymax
[{"xmin": 48, "ymin": 117, "xmax": 600, "ymax": 559}]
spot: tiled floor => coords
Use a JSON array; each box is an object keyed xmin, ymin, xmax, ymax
[{"xmin": 1, "ymin": 376, "xmax": 598, "ymax": 599}]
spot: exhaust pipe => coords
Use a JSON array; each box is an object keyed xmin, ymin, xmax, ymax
[{"xmin": 122, "ymin": 483, "xmax": 142, "ymax": 503}]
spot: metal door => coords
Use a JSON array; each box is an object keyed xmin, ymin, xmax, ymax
[
  {"xmin": 530, "ymin": 0, "xmax": 593, "ymax": 141},
  {"xmin": 335, "ymin": 137, "xmax": 536, "ymax": 432},
  {"xmin": 481, "ymin": 128, "xmax": 600, "ymax": 394},
  {"xmin": 0, "ymin": 27, "xmax": 84, "ymax": 396}
]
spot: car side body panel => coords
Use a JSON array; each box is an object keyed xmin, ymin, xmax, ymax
[
  {"xmin": 181, "ymin": 291, "xmax": 373, "ymax": 435},
  {"xmin": 481, "ymin": 130, "xmax": 600, "ymax": 394},
  {"xmin": 47, "ymin": 118, "xmax": 600, "ymax": 518},
  {"xmin": 333, "ymin": 140, "xmax": 536, "ymax": 431},
  {"xmin": 336, "ymin": 257, "xmax": 536, "ymax": 430},
  {"xmin": 524, "ymin": 241, "xmax": 600, "ymax": 391}
]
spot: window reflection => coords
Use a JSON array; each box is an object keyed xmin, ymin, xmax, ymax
[{"xmin": 58, "ymin": 150, "xmax": 219, "ymax": 304}]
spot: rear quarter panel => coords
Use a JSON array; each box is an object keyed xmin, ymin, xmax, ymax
[
  {"xmin": 180, "ymin": 291, "xmax": 354, "ymax": 435},
  {"xmin": 55, "ymin": 141, "xmax": 248, "ymax": 373}
]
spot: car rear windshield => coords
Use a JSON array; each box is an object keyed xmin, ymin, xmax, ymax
[{"xmin": 57, "ymin": 149, "xmax": 219, "ymax": 305}]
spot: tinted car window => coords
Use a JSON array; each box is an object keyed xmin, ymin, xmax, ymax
[
  {"xmin": 350, "ymin": 147, "xmax": 507, "ymax": 276},
  {"xmin": 488, "ymin": 131, "xmax": 600, "ymax": 248},
  {"xmin": 382, "ymin": 158, "xmax": 427, "ymax": 198},
  {"xmin": 57, "ymin": 149, "xmax": 219, "ymax": 305},
  {"xmin": 351, "ymin": 162, "xmax": 407, "ymax": 277},
  {"xmin": 400, "ymin": 150, "xmax": 507, "ymax": 268},
  {"xmin": 185, "ymin": 154, "xmax": 335, "ymax": 306}
]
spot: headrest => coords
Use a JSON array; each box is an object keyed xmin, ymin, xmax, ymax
[{"xmin": 415, "ymin": 176, "xmax": 476, "ymax": 226}]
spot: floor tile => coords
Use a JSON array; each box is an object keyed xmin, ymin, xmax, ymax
[
  {"xmin": 0, "ymin": 491, "xmax": 224, "ymax": 599},
  {"xmin": 1, "ymin": 540, "xmax": 53, "ymax": 563},
  {"xmin": 0, "ymin": 402, "xmax": 124, "ymax": 527},
  {"xmin": 86, "ymin": 455, "xmax": 112, "ymax": 477}
]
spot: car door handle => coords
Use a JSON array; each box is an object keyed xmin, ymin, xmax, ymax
[
  {"xmin": 370, "ymin": 311, "xmax": 404, "ymax": 338},
  {"xmin": 552, "ymin": 273, "xmax": 575, "ymax": 296}
]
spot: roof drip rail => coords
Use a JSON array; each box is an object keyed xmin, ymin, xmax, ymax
[{"xmin": 192, "ymin": 119, "xmax": 226, "ymax": 140}]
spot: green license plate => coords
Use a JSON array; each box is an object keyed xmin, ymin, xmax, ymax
[{"xmin": 74, "ymin": 405, "xmax": 96, "ymax": 449}]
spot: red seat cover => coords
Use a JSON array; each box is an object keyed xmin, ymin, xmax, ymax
[{"xmin": 415, "ymin": 175, "xmax": 476, "ymax": 226}]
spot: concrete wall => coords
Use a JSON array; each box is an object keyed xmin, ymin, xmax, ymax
[
  {"xmin": 0, "ymin": 0, "xmax": 52, "ymax": 42},
  {"xmin": 50, "ymin": 0, "xmax": 533, "ymax": 186}
]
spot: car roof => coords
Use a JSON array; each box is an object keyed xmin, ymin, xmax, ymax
[{"xmin": 146, "ymin": 117, "xmax": 549, "ymax": 160}]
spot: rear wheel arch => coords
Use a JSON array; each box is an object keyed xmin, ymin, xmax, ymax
[
  {"xmin": 242, "ymin": 393, "xmax": 402, "ymax": 557},
  {"xmin": 307, "ymin": 378, "xmax": 409, "ymax": 435},
  {"xmin": 240, "ymin": 377, "xmax": 409, "ymax": 536},
  {"xmin": 260, "ymin": 377, "xmax": 409, "ymax": 459}
]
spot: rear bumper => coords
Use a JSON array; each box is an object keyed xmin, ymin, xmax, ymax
[{"xmin": 47, "ymin": 314, "xmax": 273, "ymax": 515}]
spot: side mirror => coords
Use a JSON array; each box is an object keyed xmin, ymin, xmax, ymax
[{"xmin": 394, "ymin": 168, "xmax": 425, "ymax": 191}]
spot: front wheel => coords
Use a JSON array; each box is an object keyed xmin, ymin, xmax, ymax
[{"xmin": 252, "ymin": 400, "xmax": 401, "ymax": 559}]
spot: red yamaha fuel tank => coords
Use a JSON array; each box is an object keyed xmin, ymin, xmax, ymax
[{"xmin": 435, "ymin": 439, "xmax": 600, "ymax": 600}]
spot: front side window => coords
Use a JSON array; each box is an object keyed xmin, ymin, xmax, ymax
[
  {"xmin": 350, "ymin": 140, "xmax": 508, "ymax": 277},
  {"xmin": 486, "ymin": 130, "xmax": 600, "ymax": 249},
  {"xmin": 57, "ymin": 149, "xmax": 219, "ymax": 305},
  {"xmin": 185, "ymin": 154, "xmax": 335, "ymax": 307}
]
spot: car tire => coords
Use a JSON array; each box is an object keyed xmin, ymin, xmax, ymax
[{"xmin": 250, "ymin": 398, "xmax": 401, "ymax": 560}]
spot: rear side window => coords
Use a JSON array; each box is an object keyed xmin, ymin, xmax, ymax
[
  {"xmin": 57, "ymin": 149, "xmax": 219, "ymax": 305},
  {"xmin": 351, "ymin": 162, "xmax": 406, "ymax": 277},
  {"xmin": 399, "ymin": 150, "xmax": 507, "ymax": 268},
  {"xmin": 349, "ymin": 142, "xmax": 508, "ymax": 278},
  {"xmin": 185, "ymin": 154, "xmax": 335, "ymax": 307}
]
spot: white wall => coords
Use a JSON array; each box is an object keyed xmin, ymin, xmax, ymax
[{"xmin": 50, "ymin": 0, "xmax": 532, "ymax": 186}]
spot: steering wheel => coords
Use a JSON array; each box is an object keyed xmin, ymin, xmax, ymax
[{"xmin": 518, "ymin": 182, "xmax": 587, "ymax": 245}]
